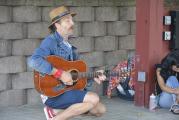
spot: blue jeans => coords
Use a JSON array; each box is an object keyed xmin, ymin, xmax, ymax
[{"xmin": 159, "ymin": 76, "xmax": 179, "ymax": 108}]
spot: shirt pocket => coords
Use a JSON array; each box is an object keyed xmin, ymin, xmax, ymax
[{"xmin": 55, "ymin": 47, "xmax": 70, "ymax": 60}]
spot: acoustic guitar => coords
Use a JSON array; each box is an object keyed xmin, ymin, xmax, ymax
[{"xmin": 34, "ymin": 55, "xmax": 129, "ymax": 97}]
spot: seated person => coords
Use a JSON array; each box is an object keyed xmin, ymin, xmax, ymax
[
  {"xmin": 28, "ymin": 6, "xmax": 106, "ymax": 120},
  {"xmin": 156, "ymin": 50, "xmax": 179, "ymax": 114}
]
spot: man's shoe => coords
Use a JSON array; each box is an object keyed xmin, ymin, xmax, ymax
[{"xmin": 44, "ymin": 106, "xmax": 56, "ymax": 120}]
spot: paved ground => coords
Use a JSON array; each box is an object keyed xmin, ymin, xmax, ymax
[{"xmin": 0, "ymin": 97, "xmax": 178, "ymax": 120}]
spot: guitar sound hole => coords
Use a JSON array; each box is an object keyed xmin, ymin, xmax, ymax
[{"xmin": 70, "ymin": 70, "xmax": 78, "ymax": 82}]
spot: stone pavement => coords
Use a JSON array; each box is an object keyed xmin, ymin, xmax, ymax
[{"xmin": 0, "ymin": 97, "xmax": 178, "ymax": 120}]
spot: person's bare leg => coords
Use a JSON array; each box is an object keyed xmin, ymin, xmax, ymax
[
  {"xmin": 52, "ymin": 92, "xmax": 100, "ymax": 120},
  {"xmin": 176, "ymin": 94, "xmax": 179, "ymax": 104},
  {"xmin": 88, "ymin": 102, "xmax": 106, "ymax": 117},
  {"xmin": 53, "ymin": 102, "xmax": 94, "ymax": 120},
  {"xmin": 83, "ymin": 92, "xmax": 106, "ymax": 117}
]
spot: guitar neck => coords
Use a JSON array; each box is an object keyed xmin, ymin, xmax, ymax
[
  {"xmin": 77, "ymin": 70, "xmax": 129, "ymax": 79},
  {"xmin": 78, "ymin": 72, "xmax": 100, "ymax": 79}
]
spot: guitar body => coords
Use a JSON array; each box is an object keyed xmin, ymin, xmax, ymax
[{"xmin": 34, "ymin": 55, "xmax": 87, "ymax": 97}]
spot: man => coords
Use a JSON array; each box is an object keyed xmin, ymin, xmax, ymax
[{"xmin": 28, "ymin": 6, "xmax": 106, "ymax": 120}]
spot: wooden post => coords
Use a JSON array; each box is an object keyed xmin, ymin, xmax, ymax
[{"xmin": 135, "ymin": 0, "xmax": 169, "ymax": 107}]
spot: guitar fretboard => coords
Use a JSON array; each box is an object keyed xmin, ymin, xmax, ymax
[{"xmin": 71, "ymin": 70, "xmax": 129, "ymax": 79}]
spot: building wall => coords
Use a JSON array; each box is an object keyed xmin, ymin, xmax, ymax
[{"xmin": 0, "ymin": 0, "xmax": 136, "ymax": 106}]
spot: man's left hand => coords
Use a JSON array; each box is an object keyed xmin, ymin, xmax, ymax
[{"xmin": 94, "ymin": 70, "xmax": 106, "ymax": 85}]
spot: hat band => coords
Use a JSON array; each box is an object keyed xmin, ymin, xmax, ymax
[{"xmin": 51, "ymin": 11, "xmax": 70, "ymax": 23}]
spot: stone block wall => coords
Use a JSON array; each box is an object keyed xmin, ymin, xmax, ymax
[{"xmin": 0, "ymin": 0, "xmax": 136, "ymax": 106}]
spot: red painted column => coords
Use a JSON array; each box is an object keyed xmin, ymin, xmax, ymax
[{"xmin": 135, "ymin": 0, "xmax": 169, "ymax": 107}]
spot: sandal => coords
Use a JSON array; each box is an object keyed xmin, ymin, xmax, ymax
[{"xmin": 169, "ymin": 104, "xmax": 179, "ymax": 115}]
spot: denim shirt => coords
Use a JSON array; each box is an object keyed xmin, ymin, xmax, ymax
[{"xmin": 27, "ymin": 31, "xmax": 79, "ymax": 74}]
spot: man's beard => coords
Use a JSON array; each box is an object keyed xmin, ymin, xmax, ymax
[
  {"xmin": 68, "ymin": 26, "xmax": 74, "ymax": 35},
  {"xmin": 63, "ymin": 27, "xmax": 74, "ymax": 39}
]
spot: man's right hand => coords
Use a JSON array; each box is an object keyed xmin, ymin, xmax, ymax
[
  {"xmin": 59, "ymin": 71, "xmax": 73, "ymax": 85},
  {"xmin": 51, "ymin": 68, "xmax": 73, "ymax": 85}
]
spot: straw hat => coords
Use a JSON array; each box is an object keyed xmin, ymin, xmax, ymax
[{"xmin": 48, "ymin": 6, "xmax": 76, "ymax": 29}]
